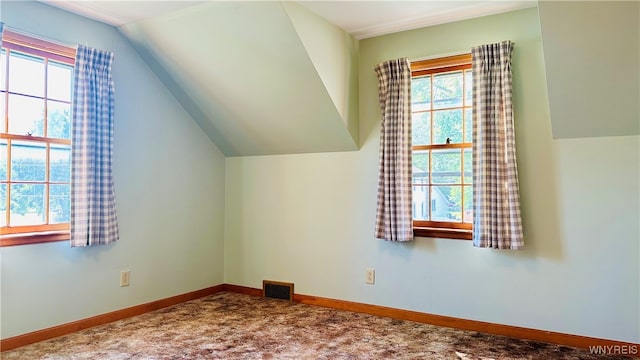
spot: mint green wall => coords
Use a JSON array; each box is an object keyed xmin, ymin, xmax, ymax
[
  {"xmin": 282, "ymin": 1, "xmax": 359, "ymax": 144},
  {"xmin": 2, "ymin": 2, "xmax": 638, "ymax": 345},
  {"xmin": 0, "ymin": 1, "xmax": 226, "ymax": 338},
  {"xmin": 225, "ymin": 7, "xmax": 639, "ymax": 343},
  {"xmin": 119, "ymin": 1, "xmax": 358, "ymax": 156},
  {"xmin": 538, "ymin": 1, "xmax": 639, "ymax": 139}
]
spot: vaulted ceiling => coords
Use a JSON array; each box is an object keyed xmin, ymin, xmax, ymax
[
  {"xmin": 119, "ymin": 1, "xmax": 359, "ymax": 156},
  {"xmin": 41, "ymin": 1, "xmax": 536, "ymax": 156}
]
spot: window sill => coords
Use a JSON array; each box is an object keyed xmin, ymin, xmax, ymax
[
  {"xmin": 413, "ymin": 227, "xmax": 472, "ymax": 240},
  {"xmin": 0, "ymin": 231, "xmax": 70, "ymax": 247}
]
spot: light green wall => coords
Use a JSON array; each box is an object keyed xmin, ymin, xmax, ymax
[
  {"xmin": 0, "ymin": 1, "xmax": 226, "ymax": 339},
  {"xmin": 538, "ymin": 1, "xmax": 639, "ymax": 139},
  {"xmin": 2, "ymin": 2, "xmax": 638, "ymax": 345},
  {"xmin": 119, "ymin": 1, "xmax": 358, "ymax": 156},
  {"xmin": 225, "ymin": 7, "xmax": 639, "ymax": 343},
  {"xmin": 282, "ymin": 1, "xmax": 359, "ymax": 145}
]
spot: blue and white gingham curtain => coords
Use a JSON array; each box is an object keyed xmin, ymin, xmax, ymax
[
  {"xmin": 70, "ymin": 45, "xmax": 119, "ymax": 247},
  {"xmin": 374, "ymin": 58, "xmax": 413, "ymax": 242},
  {"xmin": 471, "ymin": 41, "xmax": 523, "ymax": 249}
]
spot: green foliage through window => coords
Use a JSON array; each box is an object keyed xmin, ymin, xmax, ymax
[
  {"xmin": 1, "ymin": 38, "xmax": 73, "ymax": 230},
  {"xmin": 411, "ymin": 64, "xmax": 472, "ymax": 225}
]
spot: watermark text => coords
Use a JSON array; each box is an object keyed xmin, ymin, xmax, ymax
[{"xmin": 589, "ymin": 345, "xmax": 638, "ymax": 355}]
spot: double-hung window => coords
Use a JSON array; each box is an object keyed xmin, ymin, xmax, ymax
[
  {"xmin": 0, "ymin": 30, "xmax": 75, "ymax": 246},
  {"xmin": 410, "ymin": 54, "xmax": 472, "ymax": 240}
]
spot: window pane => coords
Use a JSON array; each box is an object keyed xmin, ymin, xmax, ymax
[
  {"xmin": 9, "ymin": 52, "xmax": 45, "ymax": 97},
  {"xmin": 49, "ymin": 184, "xmax": 70, "ymax": 224},
  {"xmin": 47, "ymin": 101, "xmax": 71, "ymax": 139},
  {"xmin": 431, "ymin": 186, "xmax": 461, "ymax": 222},
  {"xmin": 0, "ymin": 49, "xmax": 6, "ymax": 91},
  {"xmin": 47, "ymin": 61, "xmax": 73, "ymax": 101},
  {"xmin": 464, "ymin": 108, "xmax": 472, "ymax": 143},
  {"xmin": 50, "ymin": 144, "xmax": 71, "ymax": 182},
  {"xmin": 433, "ymin": 109, "xmax": 463, "ymax": 144},
  {"xmin": 0, "ymin": 139, "xmax": 6, "ymax": 181},
  {"xmin": 11, "ymin": 140, "xmax": 46, "ymax": 181},
  {"xmin": 0, "ymin": 94, "xmax": 4, "ymax": 132},
  {"xmin": 8, "ymin": 94, "xmax": 44, "ymax": 136},
  {"xmin": 411, "ymin": 76, "xmax": 431, "ymax": 111},
  {"xmin": 432, "ymin": 148, "xmax": 461, "ymax": 184},
  {"xmin": 0, "ymin": 139, "xmax": 4, "ymax": 226},
  {"xmin": 433, "ymin": 71, "xmax": 462, "ymax": 109},
  {"xmin": 411, "ymin": 112, "xmax": 430, "ymax": 145},
  {"xmin": 463, "ymin": 186, "xmax": 473, "ymax": 223},
  {"xmin": 412, "ymin": 185, "xmax": 429, "ymax": 220},
  {"xmin": 0, "ymin": 184, "xmax": 5, "ymax": 226},
  {"xmin": 464, "ymin": 70, "xmax": 472, "ymax": 105},
  {"xmin": 412, "ymin": 150, "xmax": 429, "ymax": 184},
  {"xmin": 10, "ymin": 183, "xmax": 45, "ymax": 225},
  {"xmin": 1, "ymin": 140, "xmax": 6, "ymax": 227},
  {"xmin": 463, "ymin": 148, "xmax": 472, "ymax": 184}
]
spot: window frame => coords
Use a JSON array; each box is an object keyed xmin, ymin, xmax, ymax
[
  {"xmin": 410, "ymin": 54, "xmax": 473, "ymax": 241},
  {"xmin": 0, "ymin": 30, "xmax": 76, "ymax": 247}
]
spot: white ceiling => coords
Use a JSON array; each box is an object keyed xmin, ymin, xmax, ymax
[
  {"xmin": 42, "ymin": 1, "xmax": 536, "ymax": 39},
  {"xmin": 298, "ymin": 1, "xmax": 536, "ymax": 39},
  {"xmin": 41, "ymin": 1, "xmax": 206, "ymax": 27}
]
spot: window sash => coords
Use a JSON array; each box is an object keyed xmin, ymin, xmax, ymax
[
  {"xmin": 411, "ymin": 55, "xmax": 472, "ymax": 237},
  {"xmin": 1, "ymin": 135, "xmax": 71, "ymax": 232},
  {"xmin": 0, "ymin": 30, "xmax": 75, "ymax": 239}
]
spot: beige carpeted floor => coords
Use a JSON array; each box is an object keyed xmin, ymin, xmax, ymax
[{"xmin": 2, "ymin": 292, "xmax": 633, "ymax": 359}]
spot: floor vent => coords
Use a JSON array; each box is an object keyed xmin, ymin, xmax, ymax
[{"xmin": 263, "ymin": 280, "xmax": 294, "ymax": 301}]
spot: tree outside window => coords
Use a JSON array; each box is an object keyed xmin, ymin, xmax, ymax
[
  {"xmin": 1, "ymin": 31, "xmax": 74, "ymax": 239},
  {"xmin": 410, "ymin": 54, "xmax": 472, "ymax": 240}
]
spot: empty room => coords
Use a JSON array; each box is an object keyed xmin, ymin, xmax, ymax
[{"xmin": 1, "ymin": 0, "xmax": 638, "ymax": 358}]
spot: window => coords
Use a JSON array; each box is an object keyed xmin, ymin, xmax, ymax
[
  {"xmin": 410, "ymin": 54, "xmax": 472, "ymax": 240},
  {"xmin": 0, "ymin": 30, "xmax": 76, "ymax": 246}
]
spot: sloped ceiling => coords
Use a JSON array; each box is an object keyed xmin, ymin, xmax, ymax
[
  {"xmin": 41, "ymin": 0, "xmax": 537, "ymax": 157},
  {"xmin": 119, "ymin": 1, "xmax": 358, "ymax": 156}
]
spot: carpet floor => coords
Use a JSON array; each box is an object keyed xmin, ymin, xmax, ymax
[{"xmin": 2, "ymin": 292, "xmax": 633, "ymax": 359}]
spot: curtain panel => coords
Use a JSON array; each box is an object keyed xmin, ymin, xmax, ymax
[
  {"xmin": 374, "ymin": 58, "xmax": 414, "ymax": 242},
  {"xmin": 70, "ymin": 45, "xmax": 119, "ymax": 247},
  {"xmin": 471, "ymin": 41, "xmax": 524, "ymax": 249}
]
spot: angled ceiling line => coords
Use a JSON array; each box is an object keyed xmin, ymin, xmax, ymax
[
  {"xmin": 281, "ymin": 1, "xmax": 359, "ymax": 148},
  {"xmin": 118, "ymin": 25, "xmax": 238, "ymax": 156},
  {"xmin": 119, "ymin": 1, "xmax": 359, "ymax": 156}
]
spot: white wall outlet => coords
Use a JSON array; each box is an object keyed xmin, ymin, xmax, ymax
[
  {"xmin": 365, "ymin": 268, "xmax": 375, "ymax": 284},
  {"xmin": 120, "ymin": 270, "xmax": 130, "ymax": 287}
]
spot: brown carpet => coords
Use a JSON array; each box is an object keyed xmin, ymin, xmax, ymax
[{"xmin": 2, "ymin": 292, "xmax": 633, "ymax": 359}]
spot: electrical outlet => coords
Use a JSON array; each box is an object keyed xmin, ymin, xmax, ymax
[
  {"xmin": 120, "ymin": 270, "xmax": 130, "ymax": 287},
  {"xmin": 365, "ymin": 268, "xmax": 375, "ymax": 284}
]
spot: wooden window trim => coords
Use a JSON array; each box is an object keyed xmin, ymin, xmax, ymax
[
  {"xmin": 411, "ymin": 54, "xmax": 473, "ymax": 241},
  {"xmin": 3, "ymin": 222, "xmax": 69, "ymax": 234},
  {"xmin": 0, "ymin": 231, "xmax": 69, "ymax": 247},
  {"xmin": 2, "ymin": 30, "xmax": 76, "ymax": 65},
  {"xmin": 413, "ymin": 220, "xmax": 472, "ymax": 240},
  {"xmin": 0, "ymin": 31, "xmax": 75, "ymax": 246},
  {"xmin": 413, "ymin": 227, "xmax": 472, "ymax": 240},
  {"xmin": 411, "ymin": 53, "xmax": 472, "ymax": 75},
  {"xmin": 413, "ymin": 143, "xmax": 471, "ymax": 151}
]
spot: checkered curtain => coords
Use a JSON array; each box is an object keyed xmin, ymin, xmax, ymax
[
  {"xmin": 471, "ymin": 41, "xmax": 524, "ymax": 249},
  {"xmin": 70, "ymin": 45, "xmax": 119, "ymax": 247},
  {"xmin": 374, "ymin": 58, "xmax": 413, "ymax": 242}
]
